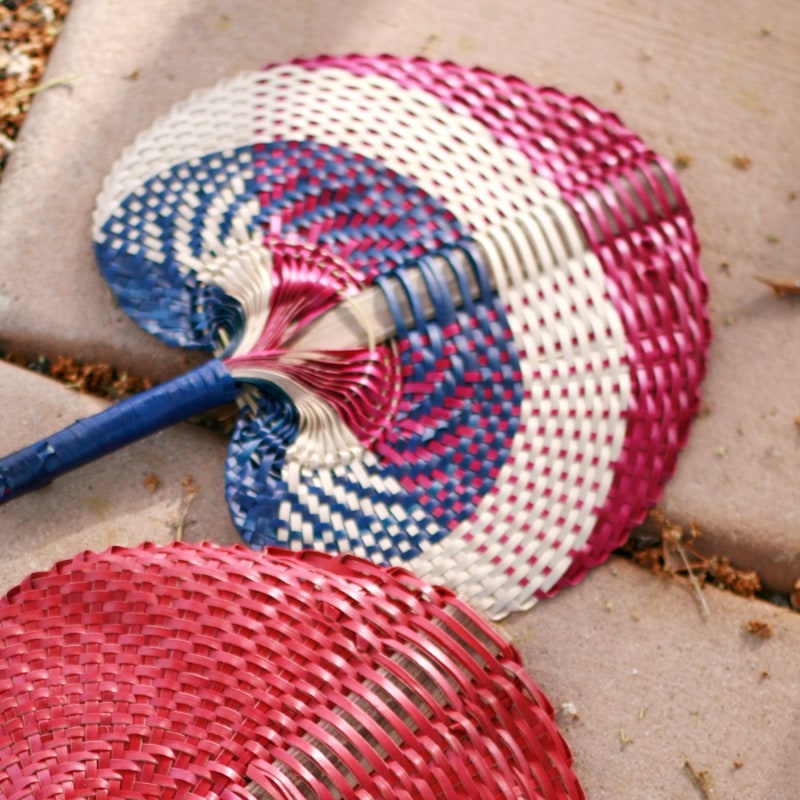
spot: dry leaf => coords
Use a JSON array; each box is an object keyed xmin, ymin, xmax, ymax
[{"xmin": 756, "ymin": 275, "xmax": 800, "ymax": 297}]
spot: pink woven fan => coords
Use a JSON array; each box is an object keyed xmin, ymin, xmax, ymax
[
  {"xmin": 0, "ymin": 541, "xmax": 584, "ymax": 799},
  {"xmin": 0, "ymin": 55, "xmax": 711, "ymax": 619}
]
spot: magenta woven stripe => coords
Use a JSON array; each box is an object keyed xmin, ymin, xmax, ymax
[
  {"xmin": 224, "ymin": 240, "xmax": 401, "ymax": 447},
  {"xmin": 562, "ymin": 202, "xmax": 709, "ymax": 589},
  {"xmin": 293, "ymin": 55, "xmax": 651, "ymax": 197},
  {"xmin": 0, "ymin": 542, "xmax": 584, "ymax": 799},
  {"xmin": 297, "ymin": 55, "xmax": 710, "ymax": 592}
]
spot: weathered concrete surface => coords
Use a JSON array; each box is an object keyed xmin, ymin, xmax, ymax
[
  {"xmin": 1, "ymin": 3, "xmax": 799, "ymax": 796},
  {"xmin": 2, "ymin": 0, "xmax": 798, "ymax": 592},
  {"xmin": 0, "ymin": 360, "xmax": 238, "ymax": 592},
  {"xmin": 503, "ymin": 556, "xmax": 800, "ymax": 799}
]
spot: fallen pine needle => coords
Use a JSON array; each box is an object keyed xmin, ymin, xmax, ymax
[{"xmin": 676, "ymin": 539, "xmax": 711, "ymax": 618}]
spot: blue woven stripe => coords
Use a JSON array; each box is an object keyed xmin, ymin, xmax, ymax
[
  {"xmin": 229, "ymin": 246, "xmax": 523, "ymax": 561},
  {"xmin": 95, "ymin": 140, "xmax": 524, "ymax": 561},
  {"xmin": 95, "ymin": 141, "xmax": 465, "ymax": 354}
]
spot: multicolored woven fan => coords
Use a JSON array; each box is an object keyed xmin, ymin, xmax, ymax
[
  {"xmin": 0, "ymin": 540, "xmax": 585, "ymax": 799},
  {"xmin": 0, "ymin": 55, "xmax": 710, "ymax": 618}
]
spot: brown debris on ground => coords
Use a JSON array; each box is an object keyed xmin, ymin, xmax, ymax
[
  {"xmin": 673, "ymin": 152, "xmax": 692, "ymax": 170},
  {"xmin": 730, "ymin": 152, "xmax": 752, "ymax": 171},
  {"xmin": 49, "ymin": 354, "xmax": 155, "ymax": 399},
  {"xmin": 755, "ymin": 274, "xmax": 800, "ymax": 297},
  {"xmin": 1, "ymin": 351, "xmax": 155, "ymax": 400},
  {"xmin": 708, "ymin": 556, "xmax": 761, "ymax": 598},
  {"xmin": 745, "ymin": 619, "xmax": 773, "ymax": 639},
  {"xmin": 143, "ymin": 472, "xmax": 161, "ymax": 493},
  {"xmin": 791, "ymin": 579, "xmax": 800, "ymax": 611},
  {"xmin": 1, "ymin": 0, "xmax": 72, "ymax": 174},
  {"xmin": 684, "ymin": 760, "xmax": 716, "ymax": 799},
  {"xmin": 622, "ymin": 509, "xmax": 763, "ymax": 601}
]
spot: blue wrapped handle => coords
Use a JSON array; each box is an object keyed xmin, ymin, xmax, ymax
[{"xmin": 0, "ymin": 359, "xmax": 240, "ymax": 502}]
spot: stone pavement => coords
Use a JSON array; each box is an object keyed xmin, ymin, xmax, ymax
[{"xmin": 0, "ymin": 0, "xmax": 798, "ymax": 797}]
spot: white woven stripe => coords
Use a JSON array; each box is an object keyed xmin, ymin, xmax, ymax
[
  {"xmin": 409, "ymin": 206, "xmax": 631, "ymax": 620},
  {"xmin": 232, "ymin": 369, "xmax": 366, "ymax": 470},
  {"xmin": 94, "ymin": 65, "xmax": 560, "ymax": 239},
  {"xmin": 276, "ymin": 204, "xmax": 631, "ymax": 619},
  {"xmin": 280, "ymin": 450, "xmax": 417, "ymax": 564},
  {"xmin": 249, "ymin": 65, "xmax": 559, "ymax": 227},
  {"xmin": 92, "ymin": 61, "xmax": 633, "ymax": 617},
  {"xmin": 93, "ymin": 72, "xmax": 262, "ymax": 235}
]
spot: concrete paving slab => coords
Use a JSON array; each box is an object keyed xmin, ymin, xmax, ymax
[
  {"xmin": 1, "ymin": 6, "xmax": 798, "ymax": 789},
  {"xmin": 0, "ymin": 360, "xmax": 238, "ymax": 592},
  {"xmin": 2, "ymin": 432, "xmax": 798, "ymax": 800},
  {"xmin": 502, "ymin": 556, "xmax": 800, "ymax": 799},
  {"xmin": 0, "ymin": 3, "xmax": 798, "ymax": 587}
]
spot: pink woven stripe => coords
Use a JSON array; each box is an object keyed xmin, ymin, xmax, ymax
[
  {"xmin": 291, "ymin": 55, "xmax": 650, "ymax": 196},
  {"xmin": 295, "ymin": 55, "xmax": 710, "ymax": 588}
]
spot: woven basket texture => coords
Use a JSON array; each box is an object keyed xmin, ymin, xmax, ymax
[
  {"xmin": 0, "ymin": 541, "xmax": 584, "ymax": 800},
  {"xmin": 92, "ymin": 55, "xmax": 710, "ymax": 618}
]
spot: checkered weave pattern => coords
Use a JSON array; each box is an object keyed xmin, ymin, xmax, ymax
[
  {"xmin": 93, "ymin": 55, "xmax": 710, "ymax": 618},
  {"xmin": 0, "ymin": 541, "xmax": 584, "ymax": 799}
]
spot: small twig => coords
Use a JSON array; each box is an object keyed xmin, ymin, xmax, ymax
[
  {"xmin": 20, "ymin": 72, "xmax": 82, "ymax": 98},
  {"xmin": 659, "ymin": 518, "xmax": 710, "ymax": 617},
  {"xmin": 684, "ymin": 760, "xmax": 716, "ymax": 799},
  {"xmin": 175, "ymin": 475, "xmax": 197, "ymax": 542},
  {"xmin": 675, "ymin": 540, "xmax": 710, "ymax": 618}
]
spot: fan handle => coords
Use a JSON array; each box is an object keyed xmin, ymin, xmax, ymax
[{"xmin": 0, "ymin": 358, "xmax": 239, "ymax": 502}]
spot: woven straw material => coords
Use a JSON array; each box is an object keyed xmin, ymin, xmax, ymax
[
  {"xmin": 92, "ymin": 55, "xmax": 710, "ymax": 618},
  {"xmin": 0, "ymin": 541, "xmax": 583, "ymax": 800}
]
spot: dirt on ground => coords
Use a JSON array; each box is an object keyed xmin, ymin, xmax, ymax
[
  {"xmin": 1, "ymin": 0, "xmax": 71, "ymax": 175},
  {"xmin": 620, "ymin": 509, "xmax": 766, "ymax": 602},
  {"xmin": 1, "ymin": 350, "xmax": 154, "ymax": 400}
]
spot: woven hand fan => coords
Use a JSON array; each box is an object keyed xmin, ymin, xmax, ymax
[
  {"xmin": 0, "ymin": 540, "xmax": 584, "ymax": 799},
  {"xmin": 0, "ymin": 55, "xmax": 710, "ymax": 618}
]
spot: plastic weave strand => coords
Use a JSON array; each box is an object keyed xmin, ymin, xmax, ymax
[
  {"xmin": 0, "ymin": 541, "xmax": 584, "ymax": 800},
  {"xmin": 91, "ymin": 55, "xmax": 710, "ymax": 619}
]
